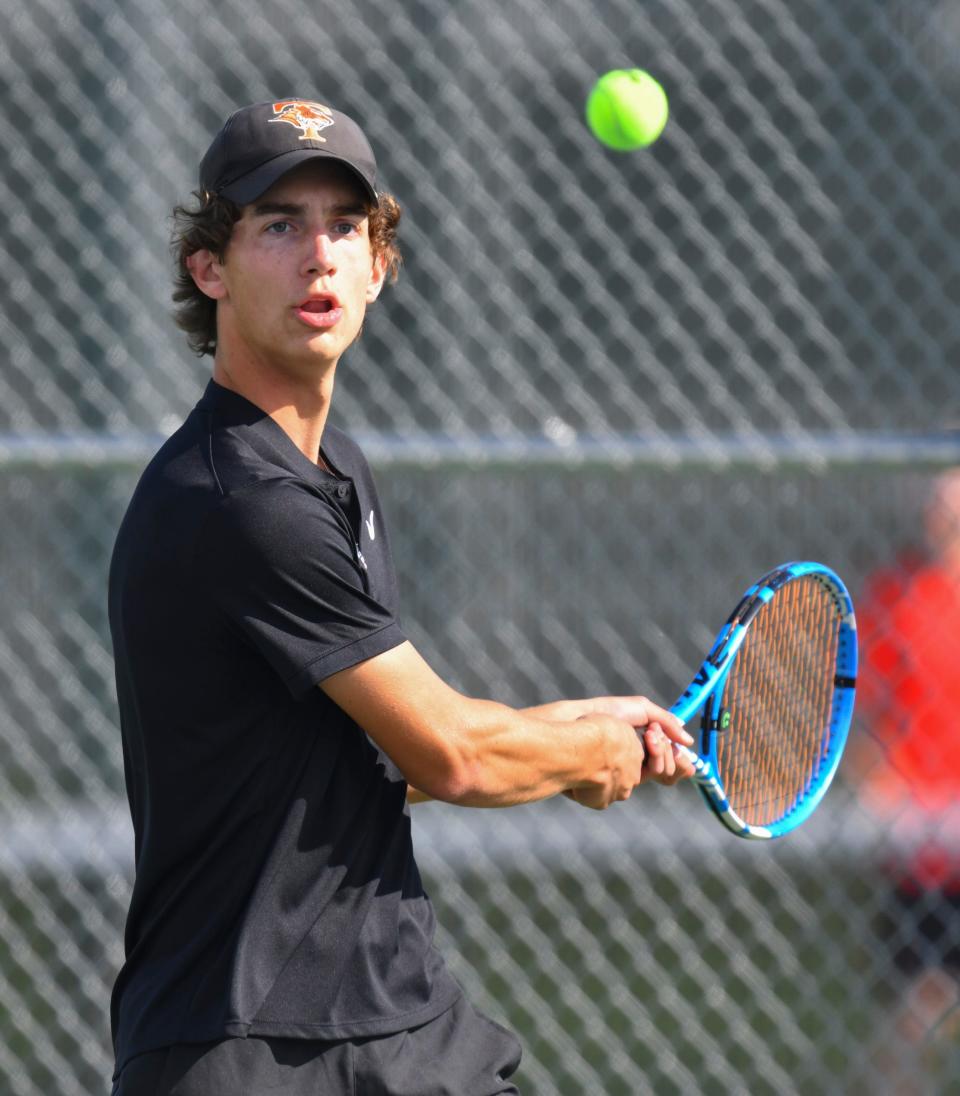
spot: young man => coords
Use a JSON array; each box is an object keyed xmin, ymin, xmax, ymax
[{"xmin": 108, "ymin": 98, "xmax": 694, "ymax": 1095}]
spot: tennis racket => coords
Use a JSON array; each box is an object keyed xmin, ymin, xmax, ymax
[{"xmin": 669, "ymin": 561, "xmax": 857, "ymax": 840}]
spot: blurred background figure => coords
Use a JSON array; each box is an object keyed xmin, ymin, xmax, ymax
[{"xmin": 856, "ymin": 469, "xmax": 960, "ymax": 1080}]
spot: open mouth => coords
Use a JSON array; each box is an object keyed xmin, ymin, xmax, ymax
[{"xmin": 295, "ymin": 294, "xmax": 343, "ymax": 328}]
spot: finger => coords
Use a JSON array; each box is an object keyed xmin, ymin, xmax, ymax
[
  {"xmin": 643, "ymin": 726, "xmax": 666, "ymax": 775},
  {"xmin": 660, "ymin": 730, "xmax": 677, "ymax": 777},
  {"xmin": 625, "ymin": 698, "xmax": 694, "ymax": 746},
  {"xmin": 673, "ymin": 742, "xmax": 697, "ymax": 778},
  {"xmin": 660, "ymin": 733, "xmax": 677, "ymax": 779},
  {"xmin": 642, "ymin": 703, "xmax": 694, "ymax": 746},
  {"xmin": 664, "ymin": 741, "xmax": 696, "ymax": 781}
]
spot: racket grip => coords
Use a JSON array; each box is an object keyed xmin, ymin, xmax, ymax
[{"xmin": 673, "ymin": 742, "xmax": 712, "ymax": 779}]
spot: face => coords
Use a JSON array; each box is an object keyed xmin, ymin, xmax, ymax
[{"xmin": 190, "ymin": 161, "xmax": 386, "ymax": 381}]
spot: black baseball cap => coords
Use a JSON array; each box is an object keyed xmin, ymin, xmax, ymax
[{"xmin": 199, "ymin": 99, "xmax": 379, "ymax": 207}]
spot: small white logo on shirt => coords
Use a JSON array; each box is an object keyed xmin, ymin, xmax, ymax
[{"xmin": 364, "ymin": 510, "xmax": 376, "ymax": 541}]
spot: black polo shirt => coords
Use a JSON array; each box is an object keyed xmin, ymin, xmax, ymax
[{"xmin": 108, "ymin": 381, "xmax": 460, "ymax": 1076}]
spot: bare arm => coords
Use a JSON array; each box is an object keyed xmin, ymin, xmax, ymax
[
  {"xmin": 320, "ymin": 641, "xmax": 693, "ymax": 809},
  {"xmin": 523, "ymin": 696, "xmax": 693, "ymax": 784}
]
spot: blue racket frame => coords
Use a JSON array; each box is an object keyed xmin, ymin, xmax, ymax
[{"xmin": 670, "ymin": 561, "xmax": 857, "ymax": 840}]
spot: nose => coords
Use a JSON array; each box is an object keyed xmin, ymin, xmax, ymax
[{"xmin": 302, "ymin": 232, "xmax": 335, "ymax": 276}]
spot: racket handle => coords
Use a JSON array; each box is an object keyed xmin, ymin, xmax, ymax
[{"xmin": 673, "ymin": 742, "xmax": 712, "ymax": 779}]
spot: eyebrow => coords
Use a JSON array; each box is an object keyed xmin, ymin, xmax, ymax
[{"xmin": 250, "ymin": 200, "xmax": 368, "ymax": 219}]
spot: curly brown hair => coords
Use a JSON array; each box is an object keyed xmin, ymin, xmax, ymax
[{"xmin": 171, "ymin": 187, "xmax": 403, "ymax": 357}]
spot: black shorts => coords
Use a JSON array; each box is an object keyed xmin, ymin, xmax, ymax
[{"xmin": 111, "ymin": 997, "xmax": 522, "ymax": 1096}]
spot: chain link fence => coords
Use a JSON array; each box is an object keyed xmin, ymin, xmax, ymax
[{"xmin": 2, "ymin": 0, "xmax": 960, "ymax": 1093}]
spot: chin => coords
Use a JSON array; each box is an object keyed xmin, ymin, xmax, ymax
[
  {"xmin": 300, "ymin": 334, "xmax": 343, "ymax": 360},
  {"xmin": 308, "ymin": 326, "xmax": 360, "ymax": 357}
]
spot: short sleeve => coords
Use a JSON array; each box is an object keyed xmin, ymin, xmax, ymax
[{"xmin": 196, "ymin": 478, "xmax": 405, "ymax": 696}]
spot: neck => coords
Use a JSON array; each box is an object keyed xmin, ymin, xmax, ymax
[{"xmin": 212, "ymin": 352, "xmax": 336, "ymax": 465}]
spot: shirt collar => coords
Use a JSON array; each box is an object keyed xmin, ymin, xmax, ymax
[{"xmin": 196, "ymin": 379, "xmax": 346, "ymax": 485}]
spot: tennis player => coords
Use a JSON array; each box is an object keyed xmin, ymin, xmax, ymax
[{"xmin": 108, "ymin": 98, "xmax": 695, "ymax": 1095}]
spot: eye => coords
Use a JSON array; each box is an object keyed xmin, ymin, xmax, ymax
[
  {"xmin": 265, "ymin": 220, "xmax": 293, "ymax": 235},
  {"xmin": 333, "ymin": 220, "xmax": 362, "ymax": 237}
]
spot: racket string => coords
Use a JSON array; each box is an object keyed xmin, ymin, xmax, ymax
[
  {"xmin": 759, "ymin": 578, "xmax": 837, "ymax": 818},
  {"xmin": 715, "ymin": 576, "xmax": 841, "ymax": 826}
]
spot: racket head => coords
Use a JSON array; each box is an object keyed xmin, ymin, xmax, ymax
[{"xmin": 690, "ymin": 562, "xmax": 857, "ymax": 839}]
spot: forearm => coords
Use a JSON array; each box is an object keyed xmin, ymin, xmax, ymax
[
  {"xmin": 455, "ymin": 696, "xmax": 694, "ymax": 803},
  {"xmin": 436, "ymin": 699, "xmax": 610, "ymax": 808},
  {"xmin": 406, "ymin": 710, "xmax": 616, "ymax": 808},
  {"xmin": 322, "ymin": 643, "xmax": 690, "ymax": 810},
  {"xmin": 410, "ymin": 700, "xmax": 691, "ymax": 808}
]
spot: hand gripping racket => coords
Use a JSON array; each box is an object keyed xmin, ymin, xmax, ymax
[{"xmin": 670, "ymin": 562, "xmax": 857, "ymax": 840}]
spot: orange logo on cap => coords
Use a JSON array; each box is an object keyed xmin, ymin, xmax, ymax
[{"xmin": 269, "ymin": 100, "xmax": 335, "ymax": 142}]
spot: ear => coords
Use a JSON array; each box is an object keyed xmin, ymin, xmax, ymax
[
  {"xmin": 365, "ymin": 251, "xmax": 388, "ymax": 305},
  {"xmin": 186, "ymin": 249, "xmax": 228, "ymax": 301}
]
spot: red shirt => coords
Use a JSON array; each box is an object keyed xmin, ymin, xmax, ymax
[{"xmin": 858, "ymin": 558, "xmax": 960, "ymax": 890}]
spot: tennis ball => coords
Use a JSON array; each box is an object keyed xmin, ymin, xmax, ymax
[{"xmin": 585, "ymin": 69, "xmax": 669, "ymax": 151}]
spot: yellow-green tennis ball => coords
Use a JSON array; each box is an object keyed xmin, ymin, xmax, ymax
[{"xmin": 586, "ymin": 69, "xmax": 669, "ymax": 151}]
